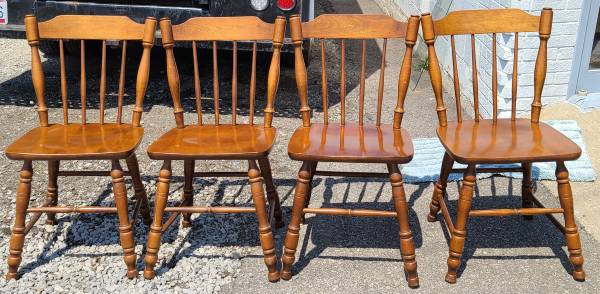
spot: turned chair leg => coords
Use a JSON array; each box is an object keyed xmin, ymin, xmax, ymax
[
  {"xmin": 126, "ymin": 154, "xmax": 152, "ymax": 226},
  {"xmin": 6, "ymin": 161, "xmax": 33, "ymax": 280},
  {"xmin": 301, "ymin": 161, "xmax": 318, "ymax": 224},
  {"xmin": 521, "ymin": 162, "xmax": 535, "ymax": 220},
  {"xmin": 428, "ymin": 152, "xmax": 454, "ymax": 222},
  {"xmin": 248, "ymin": 160, "xmax": 279, "ymax": 282},
  {"xmin": 46, "ymin": 160, "xmax": 59, "ymax": 225},
  {"xmin": 446, "ymin": 164, "xmax": 476, "ymax": 284},
  {"xmin": 182, "ymin": 160, "xmax": 195, "ymax": 228},
  {"xmin": 111, "ymin": 160, "xmax": 138, "ymax": 279},
  {"xmin": 556, "ymin": 161, "xmax": 585, "ymax": 281},
  {"xmin": 281, "ymin": 161, "xmax": 312, "ymax": 280},
  {"xmin": 144, "ymin": 160, "xmax": 172, "ymax": 279},
  {"xmin": 388, "ymin": 164, "xmax": 419, "ymax": 288},
  {"xmin": 258, "ymin": 158, "xmax": 283, "ymax": 228}
]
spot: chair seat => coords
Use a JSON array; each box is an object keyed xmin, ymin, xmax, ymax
[
  {"xmin": 287, "ymin": 123, "xmax": 414, "ymax": 163},
  {"xmin": 437, "ymin": 119, "xmax": 582, "ymax": 164},
  {"xmin": 147, "ymin": 124, "xmax": 277, "ymax": 160},
  {"xmin": 5, "ymin": 124, "xmax": 143, "ymax": 160}
]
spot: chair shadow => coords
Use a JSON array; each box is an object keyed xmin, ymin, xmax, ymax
[{"xmin": 433, "ymin": 176, "xmax": 572, "ymax": 279}]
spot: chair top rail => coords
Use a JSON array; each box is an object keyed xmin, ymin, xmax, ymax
[
  {"xmin": 432, "ymin": 8, "xmax": 540, "ymax": 36},
  {"xmin": 301, "ymin": 14, "xmax": 408, "ymax": 39},
  {"xmin": 36, "ymin": 15, "xmax": 149, "ymax": 40},
  {"xmin": 170, "ymin": 16, "xmax": 277, "ymax": 41}
]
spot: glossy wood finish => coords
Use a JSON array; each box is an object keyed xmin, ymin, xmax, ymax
[
  {"xmin": 143, "ymin": 17, "xmax": 286, "ymax": 283},
  {"xmin": 5, "ymin": 15, "xmax": 155, "ymax": 280},
  {"xmin": 422, "ymin": 8, "xmax": 586, "ymax": 283},
  {"xmin": 281, "ymin": 14, "xmax": 420, "ymax": 288},
  {"xmin": 288, "ymin": 123, "xmax": 413, "ymax": 163},
  {"xmin": 437, "ymin": 119, "xmax": 582, "ymax": 164}
]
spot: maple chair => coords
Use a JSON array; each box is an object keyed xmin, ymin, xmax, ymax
[
  {"xmin": 142, "ymin": 16, "xmax": 286, "ymax": 282},
  {"xmin": 422, "ymin": 8, "xmax": 585, "ymax": 283},
  {"xmin": 280, "ymin": 14, "xmax": 421, "ymax": 288},
  {"xmin": 4, "ymin": 15, "xmax": 156, "ymax": 279}
]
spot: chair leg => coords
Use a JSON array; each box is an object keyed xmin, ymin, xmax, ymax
[
  {"xmin": 248, "ymin": 160, "xmax": 279, "ymax": 282},
  {"xmin": 46, "ymin": 160, "xmax": 59, "ymax": 225},
  {"xmin": 126, "ymin": 154, "xmax": 152, "ymax": 226},
  {"xmin": 258, "ymin": 158, "xmax": 283, "ymax": 228},
  {"xmin": 521, "ymin": 162, "xmax": 534, "ymax": 220},
  {"xmin": 111, "ymin": 160, "xmax": 137, "ymax": 279},
  {"xmin": 446, "ymin": 164, "xmax": 476, "ymax": 284},
  {"xmin": 144, "ymin": 160, "xmax": 172, "ymax": 280},
  {"xmin": 428, "ymin": 152, "xmax": 454, "ymax": 222},
  {"xmin": 6, "ymin": 161, "xmax": 33, "ymax": 280},
  {"xmin": 281, "ymin": 161, "xmax": 312, "ymax": 280},
  {"xmin": 556, "ymin": 161, "xmax": 585, "ymax": 281},
  {"xmin": 301, "ymin": 161, "xmax": 318, "ymax": 224},
  {"xmin": 387, "ymin": 164, "xmax": 419, "ymax": 288},
  {"xmin": 182, "ymin": 160, "xmax": 195, "ymax": 228}
]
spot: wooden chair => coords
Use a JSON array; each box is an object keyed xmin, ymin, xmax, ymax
[
  {"xmin": 4, "ymin": 15, "xmax": 156, "ymax": 279},
  {"xmin": 422, "ymin": 8, "xmax": 585, "ymax": 283},
  {"xmin": 142, "ymin": 16, "xmax": 286, "ymax": 282},
  {"xmin": 280, "ymin": 14, "xmax": 421, "ymax": 288}
]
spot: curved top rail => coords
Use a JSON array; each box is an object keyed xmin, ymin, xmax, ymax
[
  {"xmin": 432, "ymin": 8, "xmax": 541, "ymax": 35},
  {"xmin": 37, "ymin": 15, "xmax": 149, "ymax": 40},
  {"xmin": 171, "ymin": 16, "xmax": 276, "ymax": 41},
  {"xmin": 301, "ymin": 14, "xmax": 408, "ymax": 39}
]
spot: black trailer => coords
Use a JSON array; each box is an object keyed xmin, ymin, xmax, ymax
[{"xmin": 0, "ymin": 0, "xmax": 314, "ymax": 37}]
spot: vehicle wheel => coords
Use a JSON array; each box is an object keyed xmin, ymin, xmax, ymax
[{"xmin": 39, "ymin": 42, "xmax": 60, "ymax": 57}]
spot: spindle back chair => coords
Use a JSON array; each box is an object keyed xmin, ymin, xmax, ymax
[
  {"xmin": 4, "ymin": 15, "xmax": 156, "ymax": 280},
  {"xmin": 422, "ymin": 8, "xmax": 585, "ymax": 283},
  {"xmin": 143, "ymin": 16, "xmax": 286, "ymax": 282},
  {"xmin": 280, "ymin": 14, "xmax": 421, "ymax": 288}
]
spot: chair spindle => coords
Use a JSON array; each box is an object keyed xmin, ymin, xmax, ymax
[
  {"xmin": 450, "ymin": 35, "xmax": 462, "ymax": 122},
  {"xmin": 512, "ymin": 32, "xmax": 519, "ymax": 120},
  {"xmin": 359, "ymin": 39, "xmax": 366, "ymax": 126},
  {"xmin": 24, "ymin": 15, "xmax": 48, "ymax": 127},
  {"xmin": 376, "ymin": 38, "xmax": 388, "ymax": 126},
  {"xmin": 470, "ymin": 34, "xmax": 479, "ymax": 121},
  {"xmin": 213, "ymin": 41, "xmax": 220, "ymax": 125},
  {"xmin": 59, "ymin": 39, "xmax": 68, "ymax": 124},
  {"xmin": 532, "ymin": 8, "xmax": 552, "ymax": 123},
  {"xmin": 117, "ymin": 40, "xmax": 127, "ymax": 124},
  {"xmin": 192, "ymin": 41, "xmax": 203, "ymax": 125},
  {"xmin": 394, "ymin": 15, "xmax": 419, "ymax": 129},
  {"xmin": 321, "ymin": 39, "xmax": 329, "ymax": 124},
  {"xmin": 492, "ymin": 33, "xmax": 498, "ymax": 121},
  {"xmin": 232, "ymin": 41, "xmax": 238, "ymax": 125},
  {"xmin": 340, "ymin": 39, "xmax": 346, "ymax": 126},
  {"xmin": 99, "ymin": 40, "xmax": 107, "ymax": 124},
  {"xmin": 80, "ymin": 40, "xmax": 87, "ymax": 124},
  {"xmin": 249, "ymin": 41, "xmax": 257, "ymax": 125}
]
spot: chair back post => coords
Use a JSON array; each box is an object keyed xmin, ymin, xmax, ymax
[
  {"xmin": 531, "ymin": 8, "xmax": 553, "ymax": 123},
  {"xmin": 160, "ymin": 18, "xmax": 185, "ymax": 128},
  {"xmin": 393, "ymin": 15, "xmax": 420, "ymax": 129},
  {"xmin": 24, "ymin": 15, "xmax": 49, "ymax": 127},
  {"xmin": 290, "ymin": 15, "xmax": 311, "ymax": 127},
  {"xmin": 264, "ymin": 16, "xmax": 286, "ymax": 128},
  {"xmin": 421, "ymin": 13, "xmax": 447, "ymax": 127},
  {"xmin": 132, "ymin": 17, "xmax": 157, "ymax": 127}
]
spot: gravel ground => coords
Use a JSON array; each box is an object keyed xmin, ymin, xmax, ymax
[{"xmin": 0, "ymin": 0, "xmax": 599, "ymax": 293}]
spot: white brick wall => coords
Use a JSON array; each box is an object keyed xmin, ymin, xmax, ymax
[{"xmin": 376, "ymin": 0, "xmax": 584, "ymax": 118}]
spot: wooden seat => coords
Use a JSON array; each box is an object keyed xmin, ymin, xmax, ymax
[
  {"xmin": 143, "ymin": 16, "xmax": 286, "ymax": 283},
  {"xmin": 422, "ymin": 8, "xmax": 586, "ymax": 284},
  {"xmin": 438, "ymin": 119, "xmax": 581, "ymax": 164},
  {"xmin": 280, "ymin": 15, "xmax": 421, "ymax": 288},
  {"xmin": 288, "ymin": 123, "xmax": 414, "ymax": 163},
  {"xmin": 5, "ymin": 15, "xmax": 156, "ymax": 280},
  {"xmin": 147, "ymin": 125, "xmax": 276, "ymax": 160},
  {"xmin": 5, "ymin": 124, "xmax": 143, "ymax": 160}
]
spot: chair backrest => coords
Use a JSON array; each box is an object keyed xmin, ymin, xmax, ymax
[
  {"xmin": 159, "ymin": 16, "xmax": 286, "ymax": 128},
  {"xmin": 24, "ymin": 15, "xmax": 157, "ymax": 127},
  {"xmin": 421, "ymin": 8, "xmax": 553, "ymax": 126},
  {"xmin": 289, "ymin": 14, "xmax": 420, "ymax": 129}
]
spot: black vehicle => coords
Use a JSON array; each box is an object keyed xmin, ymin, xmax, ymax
[{"xmin": 0, "ymin": 1, "xmax": 314, "ymax": 52}]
